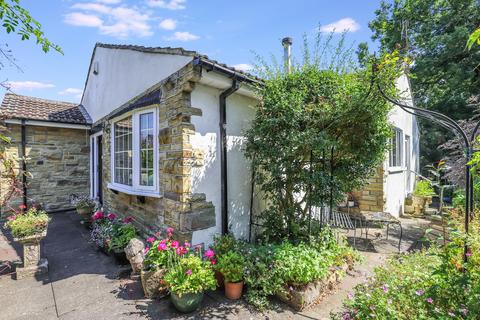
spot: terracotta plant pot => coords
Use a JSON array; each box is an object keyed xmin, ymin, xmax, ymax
[
  {"xmin": 215, "ymin": 270, "xmax": 224, "ymax": 288},
  {"xmin": 170, "ymin": 292, "xmax": 204, "ymax": 313},
  {"xmin": 76, "ymin": 205, "xmax": 95, "ymax": 221},
  {"xmin": 224, "ymin": 280, "xmax": 244, "ymax": 300}
]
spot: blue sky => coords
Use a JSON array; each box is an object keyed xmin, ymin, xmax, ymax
[{"xmin": 1, "ymin": 0, "xmax": 383, "ymax": 103}]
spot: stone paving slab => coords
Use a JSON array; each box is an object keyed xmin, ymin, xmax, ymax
[{"xmin": 0, "ymin": 212, "xmax": 428, "ymax": 320}]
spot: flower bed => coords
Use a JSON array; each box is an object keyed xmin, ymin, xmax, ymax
[{"xmin": 335, "ymin": 211, "xmax": 480, "ymax": 319}]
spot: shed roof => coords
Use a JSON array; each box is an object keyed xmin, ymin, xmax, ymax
[{"xmin": 0, "ymin": 93, "xmax": 90, "ymax": 124}]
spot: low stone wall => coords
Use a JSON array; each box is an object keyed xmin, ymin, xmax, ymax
[{"xmin": 0, "ymin": 123, "xmax": 90, "ymax": 212}]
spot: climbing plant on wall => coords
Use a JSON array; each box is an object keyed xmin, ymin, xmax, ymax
[{"xmin": 245, "ymin": 35, "xmax": 401, "ymax": 242}]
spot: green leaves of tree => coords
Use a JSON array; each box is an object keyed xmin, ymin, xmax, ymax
[{"xmin": 0, "ymin": 0, "xmax": 62, "ymax": 54}]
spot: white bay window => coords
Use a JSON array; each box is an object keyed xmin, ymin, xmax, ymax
[{"xmin": 108, "ymin": 108, "xmax": 159, "ymax": 196}]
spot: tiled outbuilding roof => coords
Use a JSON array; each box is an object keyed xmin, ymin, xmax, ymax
[{"xmin": 0, "ymin": 93, "xmax": 90, "ymax": 124}]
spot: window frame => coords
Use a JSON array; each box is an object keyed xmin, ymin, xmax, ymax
[
  {"xmin": 389, "ymin": 127, "xmax": 404, "ymax": 170},
  {"xmin": 108, "ymin": 107, "xmax": 160, "ymax": 197}
]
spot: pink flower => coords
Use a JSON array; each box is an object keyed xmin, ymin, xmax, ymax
[
  {"xmin": 123, "ymin": 216, "xmax": 134, "ymax": 223},
  {"xmin": 167, "ymin": 227, "xmax": 174, "ymax": 233},
  {"xmin": 184, "ymin": 242, "xmax": 191, "ymax": 248},
  {"xmin": 466, "ymin": 249, "xmax": 473, "ymax": 257},
  {"xmin": 210, "ymin": 259, "xmax": 216, "ymax": 265},
  {"xmin": 92, "ymin": 211, "xmax": 104, "ymax": 220},
  {"xmin": 106, "ymin": 213, "xmax": 117, "ymax": 221},
  {"xmin": 143, "ymin": 247, "xmax": 150, "ymax": 255},
  {"xmin": 186, "ymin": 269, "xmax": 192, "ymax": 276},
  {"xmin": 415, "ymin": 290, "xmax": 424, "ymax": 296},
  {"xmin": 194, "ymin": 245, "xmax": 202, "ymax": 251},
  {"xmin": 382, "ymin": 285, "xmax": 388, "ymax": 293},
  {"xmin": 204, "ymin": 249, "xmax": 215, "ymax": 259},
  {"xmin": 176, "ymin": 246, "xmax": 187, "ymax": 256},
  {"xmin": 158, "ymin": 243, "xmax": 167, "ymax": 251},
  {"xmin": 146, "ymin": 237, "xmax": 155, "ymax": 244},
  {"xmin": 426, "ymin": 297, "xmax": 433, "ymax": 304},
  {"xmin": 171, "ymin": 240, "xmax": 179, "ymax": 249},
  {"xmin": 7, "ymin": 215, "xmax": 16, "ymax": 221},
  {"xmin": 18, "ymin": 204, "xmax": 26, "ymax": 210}
]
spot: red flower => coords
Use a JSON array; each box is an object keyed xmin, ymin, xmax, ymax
[
  {"xmin": 123, "ymin": 216, "xmax": 134, "ymax": 223},
  {"xmin": 92, "ymin": 211, "xmax": 104, "ymax": 220},
  {"xmin": 211, "ymin": 259, "xmax": 217, "ymax": 265},
  {"xmin": 106, "ymin": 213, "xmax": 117, "ymax": 221},
  {"xmin": 18, "ymin": 204, "xmax": 26, "ymax": 210},
  {"xmin": 171, "ymin": 240, "xmax": 179, "ymax": 249}
]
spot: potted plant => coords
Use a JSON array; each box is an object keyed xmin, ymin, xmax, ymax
[
  {"xmin": 216, "ymin": 251, "xmax": 245, "ymax": 300},
  {"xmin": 164, "ymin": 255, "xmax": 217, "ymax": 313},
  {"xmin": 108, "ymin": 219, "xmax": 137, "ymax": 265},
  {"xmin": 5, "ymin": 207, "xmax": 50, "ymax": 278},
  {"xmin": 90, "ymin": 211, "xmax": 115, "ymax": 254},
  {"xmin": 72, "ymin": 194, "xmax": 96, "ymax": 223},
  {"xmin": 412, "ymin": 180, "xmax": 435, "ymax": 215},
  {"xmin": 210, "ymin": 234, "xmax": 237, "ymax": 287}
]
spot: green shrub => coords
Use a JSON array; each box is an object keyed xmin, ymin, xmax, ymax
[
  {"xmin": 5, "ymin": 207, "xmax": 49, "ymax": 238},
  {"xmin": 216, "ymin": 251, "xmax": 245, "ymax": 283},
  {"xmin": 413, "ymin": 180, "xmax": 435, "ymax": 197},
  {"xmin": 108, "ymin": 222, "xmax": 137, "ymax": 251},
  {"xmin": 211, "ymin": 234, "xmax": 239, "ymax": 257},
  {"xmin": 164, "ymin": 255, "xmax": 217, "ymax": 296}
]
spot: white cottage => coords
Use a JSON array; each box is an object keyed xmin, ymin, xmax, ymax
[{"xmin": 81, "ymin": 43, "xmax": 418, "ymax": 244}]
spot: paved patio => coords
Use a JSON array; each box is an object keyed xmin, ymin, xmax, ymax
[{"xmin": 0, "ymin": 212, "xmax": 429, "ymax": 320}]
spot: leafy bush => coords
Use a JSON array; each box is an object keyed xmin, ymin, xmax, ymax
[
  {"xmin": 5, "ymin": 207, "xmax": 49, "ymax": 238},
  {"xmin": 216, "ymin": 251, "xmax": 245, "ymax": 283},
  {"xmin": 211, "ymin": 234, "xmax": 239, "ymax": 257},
  {"xmin": 413, "ymin": 180, "xmax": 435, "ymax": 197},
  {"xmin": 108, "ymin": 221, "xmax": 137, "ymax": 251},
  {"xmin": 334, "ymin": 212, "xmax": 480, "ymax": 319},
  {"xmin": 164, "ymin": 255, "xmax": 217, "ymax": 297}
]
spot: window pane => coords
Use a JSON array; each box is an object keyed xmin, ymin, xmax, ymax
[
  {"xmin": 114, "ymin": 116, "xmax": 133, "ymax": 186},
  {"xmin": 140, "ymin": 112, "xmax": 154, "ymax": 186}
]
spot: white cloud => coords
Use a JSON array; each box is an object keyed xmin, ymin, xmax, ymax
[
  {"xmin": 232, "ymin": 64, "xmax": 253, "ymax": 72},
  {"xmin": 6, "ymin": 81, "xmax": 55, "ymax": 91},
  {"xmin": 320, "ymin": 18, "xmax": 360, "ymax": 33},
  {"xmin": 58, "ymin": 88, "xmax": 83, "ymax": 96},
  {"xmin": 147, "ymin": 0, "xmax": 186, "ymax": 10},
  {"xmin": 159, "ymin": 18, "xmax": 177, "ymax": 30},
  {"xmin": 65, "ymin": 2, "xmax": 153, "ymax": 38},
  {"xmin": 96, "ymin": 0, "xmax": 122, "ymax": 3},
  {"xmin": 166, "ymin": 31, "xmax": 199, "ymax": 41},
  {"xmin": 64, "ymin": 12, "xmax": 103, "ymax": 27}
]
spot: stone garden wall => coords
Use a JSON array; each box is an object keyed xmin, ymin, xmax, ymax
[
  {"xmin": 352, "ymin": 166, "xmax": 386, "ymax": 212},
  {"xmin": 0, "ymin": 123, "xmax": 90, "ymax": 212},
  {"xmin": 100, "ymin": 63, "xmax": 215, "ymax": 242}
]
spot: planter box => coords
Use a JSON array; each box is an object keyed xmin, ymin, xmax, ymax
[
  {"xmin": 411, "ymin": 195, "xmax": 432, "ymax": 216},
  {"xmin": 14, "ymin": 230, "xmax": 48, "ymax": 279},
  {"xmin": 276, "ymin": 263, "xmax": 349, "ymax": 311},
  {"xmin": 140, "ymin": 268, "xmax": 169, "ymax": 299}
]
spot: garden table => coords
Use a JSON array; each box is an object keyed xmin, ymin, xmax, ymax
[{"xmin": 355, "ymin": 211, "xmax": 403, "ymax": 252}]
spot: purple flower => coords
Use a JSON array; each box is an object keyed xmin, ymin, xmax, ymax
[
  {"xmin": 381, "ymin": 284, "xmax": 389, "ymax": 293},
  {"xmin": 426, "ymin": 297, "xmax": 433, "ymax": 304},
  {"xmin": 415, "ymin": 289, "xmax": 424, "ymax": 296},
  {"xmin": 186, "ymin": 269, "xmax": 192, "ymax": 276}
]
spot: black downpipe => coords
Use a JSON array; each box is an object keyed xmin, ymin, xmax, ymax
[
  {"xmin": 21, "ymin": 119, "xmax": 27, "ymax": 210},
  {"xmin": 220, "ymin": 80, "xmax": 239, "ymax": 235}
]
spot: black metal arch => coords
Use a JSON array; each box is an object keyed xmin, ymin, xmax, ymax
[{"xmin": 372, "ymin": 62, "xmax": 479, "ymax": 263}]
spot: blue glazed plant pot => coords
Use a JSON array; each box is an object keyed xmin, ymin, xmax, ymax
[{"xmin": 170, "ymin": 292, "xmax": 204, "ymax": 313}]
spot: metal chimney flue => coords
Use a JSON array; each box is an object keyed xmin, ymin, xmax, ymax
[{"xmin": 282, "ymin": 37, "xmax": 293, "ymax": 73}]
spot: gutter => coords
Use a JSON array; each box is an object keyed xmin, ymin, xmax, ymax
[
  {"xmin": 193, "ymin": 57, "xmax": 262, "ymax": 86},
  {"xmin": 219, "ymin": 80, "xmax": 240, "ymax": 235},
  {"xmin": 21, "ymin": 119, "xmax": 27, "ymax": 209}
]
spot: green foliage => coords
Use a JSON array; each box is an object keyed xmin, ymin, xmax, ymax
[
  {"xmin": 334, "ymin": 215, "xmax": 480, "ymax": 319},
  {"xmin": 467, "ymin": 28, "xmax": 480, "ymax": 50},
  {"xmin": 164, "ymin": 255, "xmax": 217, "ymax": 297},
  {"xmin": 211, "ymin": 234, "xmax": 239, "ymax": 257},
  {"xmin": 367, "ymin": 0, "xmax": 480, "ymax": 166},
  {"xmin": 452, "ymin": 189, "xmax": 466, "ymax": 209},
  {"xmin": 108, "ymin": 223, "xmax": 137, "ymax": 251},
  {"xmin": 5, "ymin": 207, "xmax": 49, "ymax": 238},
  {"xmin": 413, "ymin": 180, "xmax": 436, "ymax": 197},
  {"xmin": 0, "ymin": 0, "xmax": 62, "ymax": 53},
  {"xmin": 216, "ymin": 251, "xmax": 245, "ymax": 283},
  {"xmin": 246, "ymin": 34, "xmax": 398, "ymax": 242}
]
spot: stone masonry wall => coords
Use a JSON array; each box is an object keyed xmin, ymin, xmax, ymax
[
  {"xmin": 352, "ymin": 166, "xmax": 386, "ymax": 212},
  {"xmin": 101, "ymin": 63, "xmax": 215, "ymax": 242},
  {"xmin": 0, "ymin": 123, "xmax": 90, "ymax": 212}
]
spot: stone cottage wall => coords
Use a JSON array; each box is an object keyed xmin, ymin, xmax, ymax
[
  {"xmin": 352, "ymin": 166, "xmax": 386, "ymax": 212},
  {"xmin": 0, "ymin": 123, "xmax": 90, "ymax": 212},
  {"xmin": 100, "ymin": 63, "xmax": 215, "ymax": 242}
]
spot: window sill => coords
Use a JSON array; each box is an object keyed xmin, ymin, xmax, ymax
[
  {"xmin": 388, "ymin": 167, "xmax": 405, "ymax": 174},
  {"xmin": 107, "ymin": 183, "xmax": 162, "ymax": 198}
]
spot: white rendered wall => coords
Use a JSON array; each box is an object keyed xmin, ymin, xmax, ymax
[
  {"xmin": 190, "ymin": 84, "xmax": 256, "ymax": 246},
  {"xmin": 82, "ymin": 47, "xmax": 192, "ymax": 122},
  {"xmin": 384, "ymin": 75, "xmax": 420, "ymax": 217}
]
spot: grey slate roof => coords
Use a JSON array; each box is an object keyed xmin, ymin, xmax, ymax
[{"xmin": 0, "ymin": 93, "xmax": 90, "ymax": 124}]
